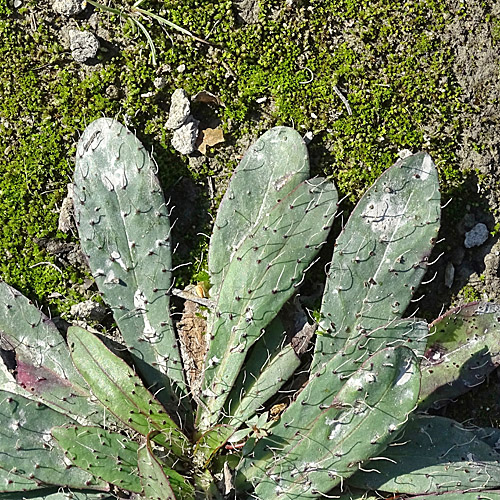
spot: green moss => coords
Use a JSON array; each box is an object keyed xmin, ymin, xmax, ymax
[
  {"xmin": 490, "ymin": 14, "xmax": 500, "ymax": 43},
  {"xmin": 0, "ymin": 0, "xmax": 496, "ymax": 312},
  {"xmin": 460, "ymin": 284, "xmax": 482, "ymax": 302}
]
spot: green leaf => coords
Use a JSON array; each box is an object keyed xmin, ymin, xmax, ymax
[
  {"xmin": 274, "ymin": 319, "xmax": 428, "ymax": 444},
  {"xmin": 67, "ymin": 326, "xmax": 191, "ymax": 459},
  {"xmin": 199, "ymin": 178, "xmax": 338, "ymax": 431},
  {"xmin": 0, "ymin": 282, "xmax": 107, "ymax": 426},
  {"xmin": 0, "ymin": 391, "xmax": 106, "ymax": 492},
  {"xmin": 73, "ymin": 118, "xmax": 188, "ymax": 412},
  {"xmin": 0, "ymin": 489, "xmax": 113, "ymax": 500},
  {"xmin": 138, "ymin": 441, "xmax": 176, "ymax": 500},
  {"xmin": 0, "ymin": 468, "xmax": 41, "ymax": 494},
  {"xmin": 410, "ymin": 492, "xmax": 500, "ymax": 500},
  {"xmin": 419, "ymin": 302, "xmax": 500, "ymax": 409},
  {"xmin": 51, "ymin": 426, "xmax": 141, "ymax": 493},
  {"xmin": 348, "ymin": 415, "xmax": 500, "ymax": 494},
  {"xmin": 193, "ymin": 425, "xmax": 235, "ymax": 468},
  {"xmin": 226, "ymin": 316, "xmax": 301, "ymax": 427},
  {"xmin": 313, "ymin": 152, "xmax": 440, "ymax": 372},
  {"xmin": 209, "ymin": 126, "xmax": 310, "ymax": 299},
  {"xmin": 238, "ymin": 346, "xmax": 421, "ymax": 499},
  {"xmin": 139, "ymin": 432, "xmax": 195, "ymax": 500}
]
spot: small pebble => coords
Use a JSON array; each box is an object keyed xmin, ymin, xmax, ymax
[
  {"xmin": 444, "ymin": 261, "xmax": 455, "ymax": 288},
  {"xmin": 464, "ymin": 223, "xmax": 489, "ymax": 248},
  {"xmin": 58, "ymin": 184, "xmax": 74, "ymax": 233},
  {"xmin": 303, "ymin": 131, "xmax": 314, "ymax": 144},
  {"xmin": 397, "ymin": 149, "xmax": 412, "ymax": 160},
  {"xmin": 166, "ymin": 88, "xmax": 191, "ymax": 130},
  {"xmin": 52, "ymin": 0, "xmax": 86, "ymax": 15},
  {"xmin": 172, "ymin": 116, "xmax": 199, "ymax": 155},
  {"xmin": 69, "ymin": 29, "xmax": 99, "ymax": 63},
  {"xmin": 106, "ymin": 85, "xmax": 120, "ymax": 99},
  {"xmin": 70, "ymin": 300, "xmax": 106, "ymax": 321},
  {"xmin": 153, "ymin": 76, "xmax": 167, "ymax": 89}
]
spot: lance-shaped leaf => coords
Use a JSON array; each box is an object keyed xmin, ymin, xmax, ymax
[
  {"xmin": 419, "ymin": 302, "xmax": 500, "ymax": 409},
  {"xmin": 0, "ymin": 281, "xmax": 108, "ymax": 426},
  {"xmin": 326, "ymin": 489, "xmax": 500, "ymax": 500},
  {"xmin": 410, "ymin": 491, "xmax": 500, "ymax": 500},
  {"xmin": 138, "ymin": 441, "xmax": 176, "ymax": 500},
  {"xmin": 228, "ymin": 345, "xmax": 299, "ymax": 427},
  {"xmin": 225, "ymin": 316, "xmax": 301, "ymax": 427},
  {"xmin": 193, "ymin": 425, "xmax": 236, "ymax": 469},
  {"xmin": 0, "ymin": 489, "xmax": 113, "ymax": 499},
  {"xmin": 0, "ymin": 391, "xmax": 107, "ymax": 492},
  {"xmin": 326, "ymin": 487, "xmax": 378, "ymax": 500},
  {"xmin": 198, "ymin": 178, "xmax": 338, "ymax": 431},
  {"xmin": 209, "ymin": 126, "xmax": 310, "ymax": 298},
  {"xmin": 313, "ymin": 152, "xmax": 440, "ymax": 373},
  {"xmin": 475, "ymin": 426, "xmax": 500, "ymax": 450},
  {"xmin": 0, "ymin": 467, "xmax": 41, "ymax": 494},
  {"xmin": 67, "ymin": 326, "xmax": 191, "ymax": 458},
  {"xmin": 237, "ymin": 346, "xmax": 420, "ymax": 499},
  {"xmin": 268, "ymin": 319, "xmax": 428, "ymax": 443},
  {"xmin": 52, "ymin": 426, "xmax": 140, "ymax": 493},
  {"xmin": 348, "ymin": 415, "xmax": 500, "ymax": 494},
  {"xmin": 138, "ymin": 432, "xmax": 195, "ymax": 500},
  {"xmin": 73, "ymin": 118, "xmax": 188, "ymax": 411}
]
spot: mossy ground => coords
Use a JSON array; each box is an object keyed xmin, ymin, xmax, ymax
[{"xmin": 1, "ymin": 0, "xmax": 499, "ymax": 420}]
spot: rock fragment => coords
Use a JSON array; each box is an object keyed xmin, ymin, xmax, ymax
[
  {"xmin": 70, "ymin": 300, "xmax": 107, "ymax": 322},
  {"xmin": 172, "ymin": 116, "xmax": 200, "ymax": 155},
  {"xmin": 69, "ymin": 29, "xmax": 99, "ymax": 63},
  {"xmin": 234, "ymin": 0, "xmax": 259, "ymax": 24},
  {"xmin": 166, "ymin": 89, "xmax": 200, "ymax": 155},
  {"xmin": 166, "ymin": 89, "xmax": 191, "ymax": 130},
  {"xmin": 397, "ymin": 149, "xmax": 413, "ymax": 160},
  {"xmin": 464, "ymin": 222, "xmax": 489, "ymax": 248},
  {"xmin": 153, "ymin": 76, "xmax": 167, "ymax": 89},
  {"xmin": 52, "ymin": 0, "xmax": 86, "ymax": 15},
  {"xmin": 444, "ymin": 262, "xmax": 455, "ymax": 288}
]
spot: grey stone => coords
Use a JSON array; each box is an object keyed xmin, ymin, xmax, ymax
[
  {"xmin": 67, "ymin": 245, "xmax": 90, "ymax": 270},
  {"xmin": 189, "ymin": 155, "xmax": 206, "ymax": 171},
  {"xmin": 172, "ymin": 116, "xmax": 199, "ymax": 155},
  {"xmin": 485, "ymin": 241, "xmax": 500, "ymax": 278},
  {"xmin": 464, "ymin": 222, "xmax": 489, "ymax": 248},
  {"xmin": 397, "ymin": 148, "xmax": 413, "ymax": 160},
  {"xmin": 69, "ymin": 29, "xmax": 99, "ymax": 63},
  {"xmin": 45, "ymin": 239, "xmax": 73, "ymax": 255},
  {"xmin": 234, "ymin": 0, "xmax": 259, "ymax": 24},
  {"xmin": 106, "ymin": 85, "xmax": 120, "ymax": 99},
  {"xmin": 303, "ymin": 131, "xmax": 314, "ymax": 144},
  {"xmin": 153, "ymin": 76, "xmax": 167, "ymax": 89},
  {"xmin": 70, "ymin": 300, "xmax": 107, "ymax": 321},
  {"xmin": 444, "ymin": 261, "xmax": 455, "ymax": 288},
  {"xmin": 52, "ymin": 0, "xmax": 86, "ymax": 16},
  {"xmin": 166, "ymin": 89, "xmax": 191, "ymax": 130}
]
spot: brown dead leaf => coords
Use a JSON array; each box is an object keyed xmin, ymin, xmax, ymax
[
  {"xmin": 192, "ymin": 90, "xmax": 222, "ymax": 106},
  {"xmin": 197, "ymin": 127, "xmax": 225, "ymax": 155},
  {"xmin": 176, "ymin": 286, "xmax": 208, "ymax": 396}
]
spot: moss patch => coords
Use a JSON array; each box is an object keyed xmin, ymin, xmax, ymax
[{"xmin": 0, "ymin": 0, "xmax": 497, "ymax": 317}]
